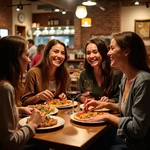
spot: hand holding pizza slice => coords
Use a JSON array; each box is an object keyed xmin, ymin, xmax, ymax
[{"xmin": 84, "ymin": 99, "xmax": 107, "ymax": 112}]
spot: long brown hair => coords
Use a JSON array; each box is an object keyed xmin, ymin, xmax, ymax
[
  {"xmin": 36, "ymin": 39, "xmax": 69, "ymax": 96},
  {"xmin": 84, "ymin": 37, "xmax": 115, "ymax": 96},
  {"xmin": 0, "ymin": 36, "xmax": 27, "ymax": 104},
  {"xmin": 112, "ymin": 31, "xmax": 150, "ymax": 73}
]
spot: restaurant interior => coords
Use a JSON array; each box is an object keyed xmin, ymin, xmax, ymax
[
  {"xmin": 1, "ymin": 0, "xmax": 150, "ymax": 150},
  {"xmin": 1, "ymin": 0, "xmax": 150, "ymax": 95},
  {"xmin": 1, "ymin": 0, "xmax": 150, "ymax": 55}
]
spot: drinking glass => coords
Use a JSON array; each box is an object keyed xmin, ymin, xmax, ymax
[
  {"xmin": 84, "ymin": 80, "xmax": 93, "ymax": 97},
  {"xmin": 66, "ymin": 77, "xmax": 80, "ymax": 114}
]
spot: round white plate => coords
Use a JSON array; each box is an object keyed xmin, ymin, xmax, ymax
[
  {"xmin": 46, "ymin": 100, "xmax": 78, "ymax": 109},
  {"xmin": 19, "ymin": 116, "xmax": 65, "ymax": 130},
  {"xmin": 80, "ymin": 104, "xmax": 110, "ymax": 112},
  {"xmin": 70, "ymin": 113, "xmax": 105, "ymax": 124},
  {"xmin": 57, "ymin": 101, "xmax": 78, "ymax": 108},
  {"xmin": 50, "ymin": 107, "xmax": 58, "ymax": 115}
]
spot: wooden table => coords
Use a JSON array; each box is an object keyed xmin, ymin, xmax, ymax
[{"xmin": 31, "ymin": 102, "xmax": 111, "ymax": 150}]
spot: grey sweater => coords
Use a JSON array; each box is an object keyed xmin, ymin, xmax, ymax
[
  {"xmin": 0, "ymin": 81, "xmax": 35, "ymax": 150},
  {"xmin": 118, "ymin": 71, "xmax": 150, "ymax": 150}
]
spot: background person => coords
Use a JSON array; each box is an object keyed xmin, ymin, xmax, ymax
[
  {"xmin": 31, "ymin": 44, "xmax": 45, "ymax": 67},
  {"xmin": 84, "ymin": 31, "xmax": 150, "ymax": 150},
  {"xmin": 78, "ymin": 37, "xmax": 122, "ymax": 103},
  {"xmin": 27, "ymin": 39, "xmax": 37, "ymax": 70},
  {"xmin": 22, "ymin": 39, "xmax": 70, "ymax": 106},
  {"xmin": 0, "ymin": 36, "xmax": 43, "ymax": 150}
]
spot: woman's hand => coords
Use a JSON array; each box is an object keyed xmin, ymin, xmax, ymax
[
  {"xmin": 84, "ymin": 99, "xmax": 106, "ymax": 111},
  {"xmin": 36, "ymin": 89, "xmax": 54, "ymax": 102},
  {"xmin": 99, "ymin": 96, "xmax": 115, "ymax": 103},
  {"xmin": 28, "ymin": 109, "xmax": 42, "ymax": 129},
  {"xmin": 18, "ymin": 107, "xmax": 34, "ymax": 115},
  {"xmin": 59, "ymin": 93, "xmax": 67, "ymax": 100},
  {"xmin": 80, "ymin": 92, "xmax": 91, "ymax": 103},
  {"xmin": 82, "ymin": 113, "xmax": 108, "ymax": 122}
]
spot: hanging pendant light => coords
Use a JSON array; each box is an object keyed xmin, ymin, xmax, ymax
[
  {"xmin": 75, "ymin": 5, "xmax": 87, "ymax": 19},
  {"xmin": 81, "ymin": 18, "xmax": 92, "ymax": 27},
  {"xmin": 82, "ymin": 0, "xmax": 97, "ymax": 6}
]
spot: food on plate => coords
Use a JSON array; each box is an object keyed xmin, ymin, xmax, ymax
[
  {"xmin": 74, "ymin": 111, "xmax": 106, "ymax": 121},
  {"xmin": 88, "ymin": 106, "xmax": 110, "ymax": 112},
  {"xmin": 27, "ymin": 115, "xmax": 57, "ymax": 127},
  {"xmin": 27, "ymin": 104, "xmax": 55, "ymax": 115},
  {"xmin": 47, "ymin": 99, "xmax": 72, "ymax": 107}
]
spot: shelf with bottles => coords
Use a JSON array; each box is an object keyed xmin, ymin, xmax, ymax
[
  {"xmin": 48, "ymin": 16, "xmax": 60, "ymax": 26},
  {"xmin": 32, "ymin": 12, "xmax": 74, "ymax": 27},
  {"xmin": 31, "ymin": 26, "xmax": 75, "ymax": 36}
]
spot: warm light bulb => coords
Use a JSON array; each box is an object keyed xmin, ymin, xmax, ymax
[
  {"xmin": 75, "ymin": 6, "xmax": 87, "ymax": 19},
  {"xmin": 81, "ymin": 18, "xmax": 92, "ymax": 27}
]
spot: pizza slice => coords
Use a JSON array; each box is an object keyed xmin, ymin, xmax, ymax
[
  {"xmin": 48, "ymin": 99, "xmax": 72, "ymax": 107},
  {"xmin": 27, "ymin": 115, "xmax": 57, "ymax": 128},
  {"xmin": 74, "ymin": 111, "xmax": 106, "ymax": 121},
  {"xmin": 27, "ymin": 104, "xmax": 55, "ymax": 115}
]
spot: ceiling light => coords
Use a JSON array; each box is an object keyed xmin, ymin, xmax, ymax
[
  {"xmin": 16, "ymin": 4, "xmax": 23, "ymax": 11},
  {"xmin": 75, "ymin": 5, "xmax": 87, "ymax": 19},
  {"xmin": 16, "ymin": 6, "xmax": 20, "ymax": 11},
  {"xmin": 82, "ymin": 0, "xmax": 97, "ymax": 6},
  {"xmin": 54, "ymin": 8, "xmax": 60, "ymax": 12},
  {"xmin": 135, "ymin": 1, "xmax": 139, "ymax": 5},
  {"xmin": 62, "ymin": 10, "xmax": 66, "ymax": 14},
  {"xmin": 81, "ymin": 18, "xmax": 92, "ymax": 27}
]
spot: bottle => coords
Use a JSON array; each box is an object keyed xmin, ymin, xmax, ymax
[
  {"xmin": 51, "ymin": 17, "xmax": 54, "ymax": 26},
  {"xmin": 66, "ymin": 19, "xmax": 70, "ymax": 25},
  {"xmin": 48, "ymin": 16, "xmax": 51, "ymax": 26}
]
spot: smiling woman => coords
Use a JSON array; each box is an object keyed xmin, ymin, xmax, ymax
[
  {"xmin": 77, "ymin": 37, "xmax": 122, "ymax": 103},
  {"xmin": 22, "ymin": 39, "xmax": 70, "ymax": 106}
]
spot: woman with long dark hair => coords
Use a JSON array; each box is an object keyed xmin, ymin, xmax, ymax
[{"xmin": 78, "ymin": 37, "xmax": 122, "ymax": 103}]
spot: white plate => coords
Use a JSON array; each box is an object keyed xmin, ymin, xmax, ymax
[
  {"xmin": 50, "ymin": 107, "xmax": 58, "ymax": 115},
  {"xmin": 70, "ymin": 113, "xmax": 105, "ymax": 124},
  {"xmin": 56, "ymin": 101, "xmax": 78, "ymax": 108},
  {"xmin": 80, "ymin": 104, "xmax": 110, "ymax": 112},
  {"xmin": 46, "ymin": 101, "xmax": 78, "ymax": 109},
  {"xmin": 19, "ymin": 116, "xmax": 65, "ymax": 130}
]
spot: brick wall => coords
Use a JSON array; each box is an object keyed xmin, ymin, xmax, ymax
[
  {"xmin": 74, "ymin": 2, "xmax": 121, "ymax": 49},
  {"xmin": 0, "ymin": 0, "xmax": 12, "ymax": 35}
]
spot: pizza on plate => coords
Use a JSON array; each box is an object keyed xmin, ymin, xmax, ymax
[
  {"xmin": 27, "ymin": 104, "xmax": 55, "ymax": 115},
  {"xmin": 74, "ymin": 111, "xmax": 106, "ymax": 121},
  {"xmin": 88, "ymin": 106, "xmax": 110, "ymax": 112},
  {"xmin": 27, "ymin": 115, "xmax": 57, "ymax": 128},
  {"xmin": 47, "ymin": 99, "xmax": 72, "ymax": 107}
]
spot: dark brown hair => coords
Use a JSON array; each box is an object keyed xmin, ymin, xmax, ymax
[
  {"xmin": 112, "ymin": 31, "xmax": 150, "ymax": 72},
  {"xmin": 0, "ymin": 36, "xmax": 27, "ymax": 104},
  {"xmin": 84, "ymin": 37, "xmax": 115, "ymax": 96}
]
